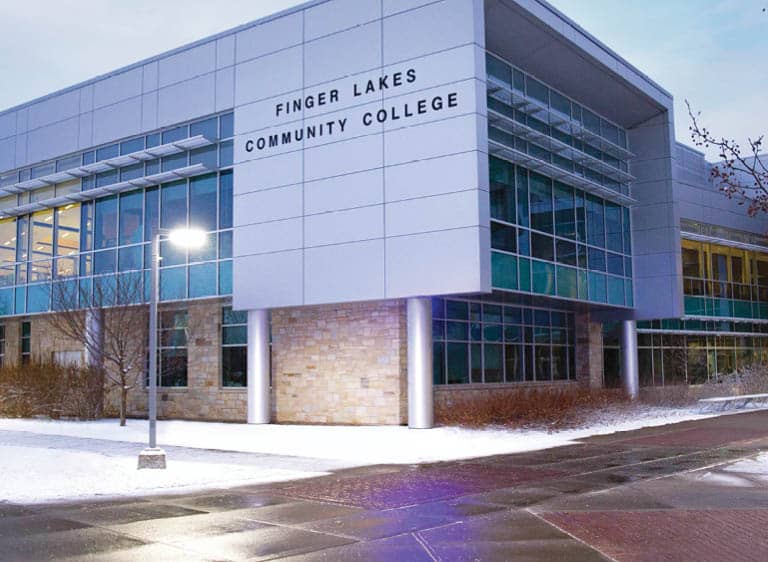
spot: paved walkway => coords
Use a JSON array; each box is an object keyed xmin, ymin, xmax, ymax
[{"xmin": 2, "ymin": 410, "xmax": 768, "ymax": 561}]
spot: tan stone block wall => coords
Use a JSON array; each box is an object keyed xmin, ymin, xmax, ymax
[
  {"xmin": 271, "ymin": 300, "xmax": 408, "ymax": 425},
  {"xmin": 120, "ymin": 298, "xmax": 248, "ymax": 422},
  {"xmin": 574, "ymin": 311, "xmax": 604, "ymax": 389}
]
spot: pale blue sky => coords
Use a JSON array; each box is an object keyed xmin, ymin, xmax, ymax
[{"xmin": 0, "ymin": 0, "xmax": 764, "ymax": 159}]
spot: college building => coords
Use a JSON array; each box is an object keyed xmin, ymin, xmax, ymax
[{"xmin": 0, "ymin": 0, "xmax": 765, "ymax": 426}]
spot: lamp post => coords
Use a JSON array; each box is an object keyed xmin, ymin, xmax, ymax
[{"xmin": 138, "ymin": 227, "xmax": 206, "ymax": 470}]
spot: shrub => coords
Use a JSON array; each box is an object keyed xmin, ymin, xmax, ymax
[
  {"xmin": 435, "ymin": 385, "xmax": 629, "ymax": 429},
  {"xmin": 0, "ymin": 362, "xmax": 104, "ymax": 420}
]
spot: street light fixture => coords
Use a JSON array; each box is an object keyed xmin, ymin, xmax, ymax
[{"xmin": 138, "ymin": 227, "xmax": 207, "ymax": 470}]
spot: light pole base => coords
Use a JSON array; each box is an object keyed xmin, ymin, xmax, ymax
[{"xmin": 138, "ymin": 448, "xmax": 167, "ymax": 470}]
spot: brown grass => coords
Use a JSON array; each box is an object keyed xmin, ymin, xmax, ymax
[
  {"xmin": 435, "ymin": 386, "xmax": 630, "ymax": 430},
  {"xmin": 0, "ymin": 362, "xmax": 104, "ymax": 420}
]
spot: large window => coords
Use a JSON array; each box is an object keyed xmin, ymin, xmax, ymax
[
  {"xmin": 636, "ymin": 319, "xmax": 768, "ymax": 386},
  {"xmin": 20, "ymin": 320, "xmax": 31, "ymax": 365},
  {"xmin": 682, "ymin": 238, "xmax": 768, "ymax": 320},
  {"xmin": 489, "ymin": 157, "xmax": 632, "ymax": 307},
  {"xmin": 0, "ymin": 112, "xmax": 235, "ymax": 318},
  {"xmin": 432, "ymin": 298, "xmax": 574, "ymax": 385},
  {"xmin": 222, "ymin": 306, "xmax": 247, "ymax": 387},
  {"xmin": 159, "ymin": 310, "xmax": 188, "ymax": 387}
]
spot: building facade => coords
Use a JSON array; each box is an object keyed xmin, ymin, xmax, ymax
[{"xmin": 0, "ymin": 0, "xmax": 764, "ymax": 425}]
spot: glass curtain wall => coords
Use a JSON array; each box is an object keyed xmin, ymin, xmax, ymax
[
  {"xmin": 432, "ymin": 298, "xmax": 575, "ymax": 385},
  {"xmin": 0, "ymin": 112, "xmax": 234, "ymax": 317}
]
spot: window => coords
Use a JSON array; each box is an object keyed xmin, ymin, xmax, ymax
[
  {"xmin": 222, "ymin": 307, "xmax": 247, "ymax": 387},
  {"xmin": 21, "ymin": 320, "xmax": 31, "ymax": 365},
  {"xmin": 433, "ymin": 298, "xmax": 574, "ymax": 385},
  {"xmin": 0, "ymin": 324, "xmax": 5, "ymax": 367},
  {"xmin": 159, "ymin": 310, "xmax": 187, "ymax": 387}
]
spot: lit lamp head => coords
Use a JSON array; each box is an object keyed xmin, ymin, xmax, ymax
[{"xmin": 168, "ymin": 227, "xmax": 206, "ymax": 249}]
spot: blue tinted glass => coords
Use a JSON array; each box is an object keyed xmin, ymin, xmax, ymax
[
  {"xmin": 160, "ymin": 239, "xmax": 185, "ymax": 267},
  {"xmin": 218, "ymin": 260, "xmax": 232, "ymax": 295},
  {"xmin": 14, "ymin": 287, "xmax": 25, "ymax": 314},
  {"xmin": 588, "ymin": 272, "xmax": 607, "ymax": 303},
  {"xmin": 162, "ymin": 152, "xmax": 187, "ymax": 172},
  {"xmin": 96, "ymin": 144, "xmax": 119, "ymax": 161},
  {"xmin": 27, "ymin": 284, "xmax": 50, "ymax": 313},
  {"xmin": 95, "ymin": 169, "xmax": 118, "ymax": 188},
  {"xmin": 608, "ymin": 276, "xmax": 625, "ymax": 306},
  {"xmin": 81, "ymin": 176, "xmax": 95, "ymax": 191},
  {"xmin": 115, "ymin": 272, "xmax": 143, "ymax": 305},
  {"xmin": 0, "ymin": 287, "xmax": 13, "ymax": 315},
  {"xmin": 220, "ymin": 113, "xmax": 234, "ymax": 138},
  {"xmin": 162, "ymin": 126, "xmax": 188, "ymax": 144},
  {"xmin": 93, "ymin": 275, "xmax": 117, "ymax": 306},
  {"xmin": 145, "ymin": 160, "xmax": 160, "ymax": 176},
  {"xmin": 82, "ymin": 152, "xmax": 95, "ymax": 165},
  {"xmin": 190, "ymin": 145, "xmax": 217, "ymax": 168},
  {"xmin": 94, "ymin": 249, "xmax": 117, "ymax": 274},
  {"xmin": 95, "ymin": 196, "xmax": 118, "ymax": 249},
  {"xmin": 120, "ymin": 163, "xmax": 144, "ymax": 181},
  {"xmin": 588, "ymin": 247, "xmax": 606, "ymax": 272},
  {"xmin": 80, "ymin": 202, "xmax": 93, "ymax": 252},
  {"xmin": 119, "ymin": 191, "xmax": 143, "ymax": 245},
  {"xmin": 219, "ymin": 230, "xmax": 232, "ymax": 258},
  {"xmin": 118, "ymin": 245, "xmax": 143, "ymax": 272},
  {"xmin": 120, "ymin": 138, "xmax": 144, "ymax": 154},
  {"xmin": 79, "ymin": 253, "xmax": 92, "ymax": 276},
  {"xmin": 190, "ymin": 232, "xmax": 216, "ymax": 263},
  {"xmin": 189, "ymin": 174, "xmax": 218, "ymax": 231},
  {"xmin": 219, "ymin": 141, "xmax": 233, "ymax": 167},
  {"xmin": 146, "ymin": 133, "xmax": 161, "ymax": 148},
  {"xmin": 79, "ymin": 278, "xmax": 92, "ymax": 308},
  {"xmin": 160, "ymin": 181, "xmax": 187, "ymax": 230},
  {"xmin": 219, "ymin": 171, "xmax": 233, "ymax": 229},
  {"xmin": 607, "ymin": 252, "xmax": 624, "ymax": 276},
  {"xmin": 189, "ymin": 262, "xmax": 217, "ymax": 298},
  {"xmin": 160, "ymin": 266, "xmax": 186, "ymax": 301},
  {"xmin": 190, "ymin": 117, "xmax": 218, "ymax": 138},
  {"xmin": 144, "ymin": 187, "xmax": 159, "ymax": 241}
]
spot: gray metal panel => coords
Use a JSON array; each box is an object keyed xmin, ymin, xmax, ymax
[{"xmin": 232, "ymin": 0, "xmax": 489, "ymax": 309}]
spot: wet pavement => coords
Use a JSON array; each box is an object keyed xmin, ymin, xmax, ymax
[{"xmin": 2, "ymin": 409, "xmax": 768, "ymax": 561}]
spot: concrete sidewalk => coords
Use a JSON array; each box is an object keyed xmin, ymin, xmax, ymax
[{"xmin": 2, "ymin": 409, "xmax": 767, "ymax": 561}]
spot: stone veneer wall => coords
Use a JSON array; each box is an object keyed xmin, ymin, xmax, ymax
[
  {"xmin": 120, "ymin": 298, "xmax": 247, "ymax": 422},
  {"xmin": 271, "ymin": 300, "xmax": 408, "ymax": 425},
  {"xmin": 574, "ymin": 311, "xmax": 604, "ymax": 389}
]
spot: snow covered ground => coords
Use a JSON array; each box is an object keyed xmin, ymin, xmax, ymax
[{"xmin": 0, "ymin": 404, "xmax": 764, "ymax": 504}]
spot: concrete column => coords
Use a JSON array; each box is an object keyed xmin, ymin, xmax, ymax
[
  {"xmin": 247, "ymin": 309, "xmax": 271, "ymax": 424},
  {"xmin": 407, "ymin": 297, "xmax": 433, "ymax": 429},
  {"xmin": 620, "ymin": 320, "xmax": 639, "ymax": 399},
  {"xmin": 84, "ymin": 309, "xmax": 103, "ymax": 368}
]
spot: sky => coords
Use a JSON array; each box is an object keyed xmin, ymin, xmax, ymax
[{"xmin": 0, "ymin": 0, "xmax": 764, "ymax": 159}]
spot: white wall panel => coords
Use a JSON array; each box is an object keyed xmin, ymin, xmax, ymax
[
  {"xmin": 305, "ymin": 205, "xmax": 383, "ymax": 247},
  {"xmin": 93, "ymin": 97, "xmax": 142, "ymax": 145},
  {"xmin": 157, "ymin": 73, "xmax": 216, "ymax": 128},
  {"xmin": 235, "ymin": 46, "xmax": 303, "ymax": 106},
  {"xmin": 234, "ymin": 184, "xmax": 303, "ymax": 226},
  {"xmin": 305, "ymin": 169, "xmax": 383, "ymax": 214},
  {"xmin": 233, "ymin": 250, "xmax": 303, "ymax": 309},
  {"xmin": 305, "ymin": 239, "xmax": 385, "ymax": 303},
  {"xmin": 304, "ymin": 22, "xmax": 382, "ymax": 87},
  {"xmin": 236, "ymin": 12, "xmax": 303, "ymax": 63},
  {"xmin": 158, "ymin": 42, "xmax": 216, "ymax": 88},
  {"xmin": 305, "ymin": 0, "xmax": 381, "ymax": 40},
  {"xmin": 93, "ymin": 68, "xmax": 142, "ymax": 109}
]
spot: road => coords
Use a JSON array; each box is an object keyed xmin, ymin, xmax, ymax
[{"xmin": 1, "ymin": 409, "xmax": 767, "ymax": 561}]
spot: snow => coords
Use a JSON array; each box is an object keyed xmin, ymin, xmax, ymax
[
  {"xmin": 694, "ymin": 453, "xmax": 768, "ymax": 487},
  {"xmin": 0, "ymin": 404, "xmax": 764, "ymax": 504},
  {"xmin": 0, "ymin": 445, "xmax": 326, "ymax": 504}
]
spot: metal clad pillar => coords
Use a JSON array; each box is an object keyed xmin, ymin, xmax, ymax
[
  {"xmin": 84, "ymin": 309, "xmax": 103, "ymax": 368},
  {"xmin": 407, "ymin": 297, "xmax": 434, "ymax": 429},
  {"xmin": 621, "ymin": 319, "xmax": 639, "ymax": 399},
  {"xmin": 247, "ymin": 309, "xmax": 271, "ymax": 424}
]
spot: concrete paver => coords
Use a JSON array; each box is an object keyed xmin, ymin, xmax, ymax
[{"xmin": 1, "ymin": 409, "xmax": 767, "ymax": 561}]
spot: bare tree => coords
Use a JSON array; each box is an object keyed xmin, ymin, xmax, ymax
[
  {"xmin": 47, "ymin": 274, "xmax": 148, "ymax": 426},
  {"xmin": 687, "ymin": 102, "xmax": 768, "ymax": 217}
]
